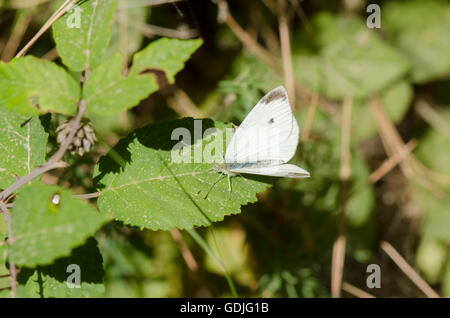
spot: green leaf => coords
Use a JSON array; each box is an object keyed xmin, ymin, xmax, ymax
[
  {"xmin": 129, "ymin": 38, "xmax": 203, "ymax": 81},
  {"xmin": 17, "ymin": 238, "xmax": 104, "ymax": 298},
  {"xmin": 9, "ymin": 183, "xmax": 109, "ymax": 267},
  {"xmin": 383, "ymin": 0, "xmax": 450, "ymax": 83},
  {"xmin": 53, "ymin": 0, "xmax": 117, "ymax": 72},
  {"xmin": 83, "ymin": 53, "xmax": 157, "ymax": 116},
  {"xmin": 293, "ymin": 13, "xmax": 410, "ymax": 99},
  {"xmin": 84, "ymin": 38, "xmax": 202, "ymax": 115},
  {"xmin": 106, "ymin": 2, "xmax": 149, "ymax": 58},
  {"xmin": 352, "ymin": 80, "xmax": 413, "ymax": 141},
  {"xmin": 415, "ymin": 238, "xmax": 447, "ymax": 284},
  {"xmin": 0, "ymin": 56, "xmax": 80, "ymax": 116},
  {"xmin": 0, "ymin": 108, "xmax": 48, "ymax": 189},
  {"xmin": 94, "ymin": 118, "xmax": 269, "ymax": 230}
]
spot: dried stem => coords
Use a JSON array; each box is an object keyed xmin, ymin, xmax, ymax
[
  {"xmin": 381, "ymin": 241, "xmax": 440, "ymax": 298},
  {"xmin": 15, "ymin": 0, "xmax": 78, "ymax": 58},
  {"xmin": 331, "ymin": 96, "xmax": 352, "ymax": 298},
  {"xmin": 342, "ymin": 282, "xmax": 375, "ymax": 298},
  {"xmin": 370, "ymin": 139, "xmax": 417, "ymax": 183},
  {"xmin": 278, "ymin": 0, "xmax": 295, "ymax": 108}
]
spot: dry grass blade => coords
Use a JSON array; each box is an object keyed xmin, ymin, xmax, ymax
[
  {"xmin": 278, "ymin": 0, "xmax": 295, "ymax": 108},
  {"xmin": 381, "ymin": 241, "xmax": 440, "ymax": 298},
  {"xmin": 370, "ymin": 139, "xmax": 417, "ymax": 183},
  {"xmin": 15, "ymin": 0, "xmax": 78, "ymax": 58},
  {"xmin": 342, "ymin": 282, "xmax": 376, "ymax": 298},
  {"xmin": 331, "ymin": 96, "xmax": 352, "ymax": 298}
]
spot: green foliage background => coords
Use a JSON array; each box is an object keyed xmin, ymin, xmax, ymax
[{"xmin": 0, "ymin": 0, "xmax": 450, "ymax": 298}]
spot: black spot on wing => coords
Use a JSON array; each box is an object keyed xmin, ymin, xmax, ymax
[
  {"xmin": 261, "ymin": 87, "xmax": 287, "ymax": 104},
  {"xmin": 268, "ymin": 118, "xmax": 274, "ymax": 124}
]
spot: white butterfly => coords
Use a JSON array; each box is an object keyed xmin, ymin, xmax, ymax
[{"xmin": 212, "ymin": 86, "xmax": 310, "ymax": 193}]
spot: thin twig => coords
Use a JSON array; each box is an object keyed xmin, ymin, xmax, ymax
[
  {"xmin": 0, "ymin": 202, "xmax": 17, "ymax": 298},
  {"xmin": 278, "ymin": 0, "xmax": 295, "ymax": 108},
  {"xmin": 381, "ymin": 241, "xmax": 440, "ymax": 298},
  {"xmin": 342, "ymin": 282, "xmax": 376, "ymax": 298},
  {"xmin": 15, "ymin": 0, "xmax": 78, "ymax": 58},
  {"xmin": 331, "ymin": 96, "xmax": 352, "ymax": 298},
  {"xmin": 370, "ymin": 96, "xmax": 448, "ymax": 197},
  {"xmin": 370, "ymin": 139, "xmax": 417, "ymax": 183}
]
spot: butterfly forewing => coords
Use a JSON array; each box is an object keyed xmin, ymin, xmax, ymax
[{"xmin": 224, "ymin": 86, "xmax": 299, "ymax": 165}]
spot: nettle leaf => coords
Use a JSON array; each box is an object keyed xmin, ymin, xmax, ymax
[
  {"xmin": 0, "ymin": 108, "xmax": 48, "ymax": 189},
  {"xmin": 0, "ymin": 56, "xmax": 80, "ymax": 116},
  {"xmin": 53, "ymin": 0, "xmax": 117, "ymax": 72},
  {"xmin": 17, "ymin": 238, "xmax": 104, "ymax": 298},
  {"xmin": 293, "ymin": 13, "xmax": 410, "ymax": 100},
  {"xmin": 93, "ymin": 118, "xmax": 269, "ymax": 230},
  {"xmin": 84, "ymin": 38, "xmax": 202, "ymax": 115},
  {"xmin": 10, "ymin": 183, "xmax": 109, "ymax": 267},
  {"xmin": 383, "ymin": 0, "xmax": 450, "ymax": 83}
]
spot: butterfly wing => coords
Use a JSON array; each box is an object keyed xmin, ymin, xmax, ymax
[
  {"xmin": 224, "ymin": 86, "xmax": 299, "ymax": 166},
  {"xmin": 227, "ymin": 164, "xmax": 310, "ymax": 178}
]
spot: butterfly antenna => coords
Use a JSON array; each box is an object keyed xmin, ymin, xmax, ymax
[{"xmin": 203, "ymin": 174, "xmax": 225, "ymax": 199}]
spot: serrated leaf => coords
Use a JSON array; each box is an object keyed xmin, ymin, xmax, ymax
[
  {"xmin": 93, "ymin": 118, "xmax": 269, "ymax": 230},
  {"xmin": 84, "ymin": 38, "xmax": 202, "ymax": 115},
  {"xmin": 0, "ymin": 56, "xmax": 80, "ymax": 116},
  {"xmin": 0, "ymin": 108, "xmax": 48, "ymax": 189},
  {"xmin": 53, "ymin": 0, "xmax": 117, "ymax": 72},
  {"xmin": 17, "ymin": 238, "xmax": 104, "ymax": 298},
  {"xmin": 9, "ymin": 183, "xmax": 109, "ymax": 267},
  {"xmin": 129, "ymin": 38, "xmax": 203, "ymax": 80},
  {"xmin": 84, "ymin": 53, "xmax": 157, "ymax": 115},
  {"xmin": 383, "ymin": 0, "xmax": 450, "ymax": 83},
  {"xmin": 293, "ymin": 13, "xmax": 410, "ymax": 99}
]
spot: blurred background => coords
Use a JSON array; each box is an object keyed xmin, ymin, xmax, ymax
[{"xmin": 1, "ymin": 0, "xmax": 450, "ymax": 297}]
